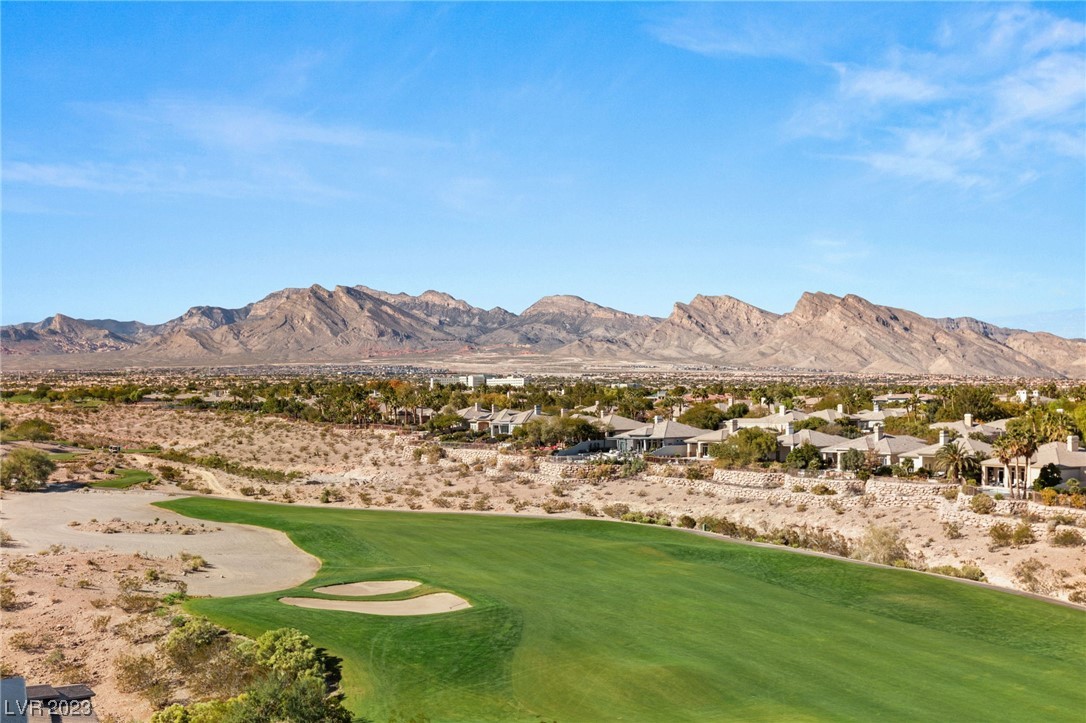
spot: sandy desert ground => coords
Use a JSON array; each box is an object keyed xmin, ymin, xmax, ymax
[{"xmin": 2, "ymin": 400, "xmax": 1085, "ymax": 719}]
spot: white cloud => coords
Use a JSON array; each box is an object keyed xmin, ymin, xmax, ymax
[
  {"xmin": 659, "ymin": 4, "xmax": 1086, "ymax": 189},
  {"xmin": 835, "ymin": 66, "xmax": 944, "ymax": 104}
]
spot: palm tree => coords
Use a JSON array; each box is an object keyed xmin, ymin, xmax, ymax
[
  {"xmin": 935, "ymin": 442, "xmax": 979, "ymax": 483},
  {"xmin": 992, "ymin": 434, "xmax": 1017, "ymax": 496},
  {"xmin": 1017, "ymin": 432, "xmax": 1039, "ymax": 501}
]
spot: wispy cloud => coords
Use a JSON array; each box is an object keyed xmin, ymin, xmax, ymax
[
  {"xmin": 656, "ymin": 5, "xmax": 1085, "ymax": 189},
  {"xmin": 86, "ymin": 96, "xmax": 445, "ymax": 155}
]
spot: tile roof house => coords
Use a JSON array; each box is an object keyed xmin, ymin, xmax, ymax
[
  {"xmin": 615, "ymin": 418, "xmax": 708, "ymax": 454},
  {"xmin": 929, "ymin": 414, "xmax": 1004, "ymax": 440},
  {"xmin": 735, "ymin": 406, "xmax": 811, "ymax": 433},
  {"xmin": 901, "ymin": 431, "xmax": 993, "ymax": 472},
  {"xmin": 572, "ymin": 412, "xmax": 644, "ymax": 436},
  {"xmin": 776, "ymin": 426, "xmax": 852, "ymax": 463},
  {"xmin": 684, "ymin": 426, "xmax": 737, "ymax": 458},
  {"xmin": 851, "ymin": 404, "xmax": 908, "ymax": 430},
  {"xmin": 487, "ymin": 405, "xmax": 547, "ymax": 436},
  {"xmin": 822, "ymin": 427, "xmax": 927, "ymax": 470},
  {"xmin": 981, "ymin": 436, "xmax": 1086, "ymax": 489}
]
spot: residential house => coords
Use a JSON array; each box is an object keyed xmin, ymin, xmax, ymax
[
  {"xmin": 872, "ymin": 392, "xmax": 938, "ymax": 405},
  {"xmin": 573, "ymin": 411, "xmax": 643, "ymax": 437},
  {"xmin": 684, "ymin": 421, "xmax": 741, "ymax": 458},
  {"xmin": 901, "ymin": 431, "xmax": 993, "ymax": 473},
  {"xmin": 808, "ymin": 405, "xmax": 851, "ymax": 424},
  {"xmin": 456, "ymin": 403, "xmax": 494, "ymax": 433},
  {"xmin": 615, "ymin": 418, "xmax": 708, "ymax": 455},
  {"xmin": 735, "ymin": 405, "xmax": 812, "ymax": 433},
  {"xmin": 981, "ymin": 435, "xmax": 1086, "ymax": 489},
  {"xmin": 487, "ymin": 405, "xmax": 547, "ymax": 437},
  {"xmin": 775, "ymin": 424, "xmax": 852, "ymax": 464},
  {"xmin": 851, "ymin": 403, "xmax": 908, "ymax": 431},
  {"xmin": 929, "ymin": 414, "xmax": 1004, "ymax": 440},
  {"xmin": 822, "ymin": 426, "xmax": 927, "ymax": 470}
]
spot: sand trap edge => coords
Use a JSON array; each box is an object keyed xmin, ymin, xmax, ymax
[
  {"xmin": 280, "ymin": 593, "xmax": 471, "ymax": 616},
  {"xmin": 313, "ymin": 580, "xmax": 421, "ymax": 596}
]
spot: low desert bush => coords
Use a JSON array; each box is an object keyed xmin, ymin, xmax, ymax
[
  {"xmin": 970, "ymin": 494, "xmax": 995, "ymax": 514},
  {"xmin": 927, "ymin": 564, "xmax": 987, "ymax": 582},
  {"xmin": 989, "ymin": 522, "xmax": 1014, "ymax": 548},
  {"xmin": 942, "ymin": 521, "xmax": 963, "ymax": 539},
  {"xmin": 852, "ymin": 525, "xmax": 910, "ymax": 566},
  {"xmin": 1050, "ymin": 528, "xmax": 1085, "ymax": 547},
  {"xmin": 1011, "ymin": 522, "xmax": 1036, "ymax": 546},
  {"xmin": 810, "ymin": 483, "xmax": 836, "ymax": 496}
]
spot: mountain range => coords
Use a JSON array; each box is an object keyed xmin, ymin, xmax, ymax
[{"xmin": 2, "ymin": 284, "xmax": 1083, "ymax": 378}]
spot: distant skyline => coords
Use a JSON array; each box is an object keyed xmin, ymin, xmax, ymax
[{"xmin": 3, "ymin": 3, "xmax": 1084, "ymax": 338}]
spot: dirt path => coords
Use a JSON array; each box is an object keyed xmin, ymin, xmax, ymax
[{"xmin": 0, "ymin": 489, "xmax": 319, "ymax": 596}]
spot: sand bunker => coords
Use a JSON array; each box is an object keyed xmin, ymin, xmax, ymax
[
  {"xmin": 281, "ymin": 593, "xmax": 471, "ymax": 616},
  {"xmin": 313, "ymin": 580, "xmax": 421, "ymax": 596}
]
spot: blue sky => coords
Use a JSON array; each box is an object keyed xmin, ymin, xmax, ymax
[{"xmin": 3, "ymin": 2, "xmax": 1084, "ymax": 337}]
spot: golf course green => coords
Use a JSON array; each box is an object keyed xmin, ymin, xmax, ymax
[{"xmin": 156, "ymin": 497, "xmax": 1086, "ymax": 722}]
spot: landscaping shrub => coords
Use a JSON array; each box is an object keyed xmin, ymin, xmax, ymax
[
  {"xmin": 810, "ymin": 483, "xmax": 836, "ymax": 496},
  {"xmin": 928, "ymin": 564, "xmax": 987, "ymax": 582},
  {"xmin": 970, "ymin": 494, "xmax": 995, "ymax": 514},
  {"xmin": 989, "ymin": 522, "xmax": 1014, "ymax": 548},
  {"xmin": 1011, "ymin": 522, "xmax": 1036, "ymax": 546},
  {"xmin": 852, "ymin": 525, "xmax": 910, "ymax": 566},
  {"xmin": 1050, "ymin": 528, "xmax": 1085, "ymax": 547},
  {"xmin": 601, "ymin": 503, "xmax": 630, "ymax": 519}
]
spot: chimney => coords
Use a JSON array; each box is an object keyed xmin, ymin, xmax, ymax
[
  {"xmin": 534, "ymin": 404, "xmax": 542, "ymax": 415},
  {"xmin": 786, "ymin": 422, "xmax": 794, "ymax": 436},
  {"xmin": 654, "ymin": 415, "xmax": 661, "ymax": 424},
  {"xmin": 939, "ymin": 430, "xmax": 948, "ymax": 446},
  {"xmin": 836, "ymin": 404, "xmax": 844, "ymax": 414},
  {"xmin": 727, "ymin": 395, "xmax": 734, "ymax": 407},
  {"xmin": 872, "ymin": 423, "xmax": 883, "ymax": 441},
  {"xmin": 727, "ymin": 419, "xmax": 740, "ymax": 433},
  {"xmin": 873, "ymin": 401, "xmax": 881, "ymax": 412},
  {"xmin": 474, "ymin": 402, "xmax": 480, "ymax": 412},
  {"xmin": 964, "ymin": 413, "xmax": 973, "ymax": 428},
  {"xmin": 1070, "ymin": 435, "xmax": 1080, "ymax": 452},
  {"xmin": 560, "ymin": 408, "xmax": 567, "ymax": 417}
]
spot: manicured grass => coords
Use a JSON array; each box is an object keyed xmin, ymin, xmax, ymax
[
  {"xmin": 156, "ymin": 498, "xmax": 1086, "ymax": 722},
  {"xmin": 92, "ymin": 468, "xmax": 154, "ymax": 489}
]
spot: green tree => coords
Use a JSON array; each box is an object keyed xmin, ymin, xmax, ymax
[
  {"xmin": 678, "ymin": 403, "xmax": 726, "ymax": 431},
  {"xmin": 1, "ymin": 417, "xmax": 55, "ymax": 442},
  {"xmin": 246, "ymin": 628, "xmax": 338, "ymax": 686},
  {"xmin": 710, "ymin": 428, "xmax": 778, "ymax": 467},
  {"xmin": 1033, "ymin": 463, "xmax": 1063, "ymax": 490},
  {"xmin": 0, "ymin": 448, "xmax": 56, "ymax": 490},
  {"xmin": 934, "ymin": 443, "xmax": 980, "ymax": 483},
  {"xmin": 785, "ymin": 442, "xmax": 822, "ymax": 470},
  {"xmin": 840, "ymin": 448, "xmax": 868, "ymax": 473}
]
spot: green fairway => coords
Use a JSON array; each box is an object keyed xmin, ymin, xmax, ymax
[
  {"xmin": 156, "ymin": 498, "xmax": 1086, "ymax": 722},
  {"xmin": 91, "ymin": 468, "xmax": 154, "ymax": 489}
]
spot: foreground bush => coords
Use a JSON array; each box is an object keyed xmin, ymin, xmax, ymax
[
  {"xmin": 1050, "ymin": 528, "xmax": 1085, "ymax": 547},
  {"xmin": 970, "ymin": 494, "xmax": 995, "ymax": 514},
  {"xmin": 852, "ymin": 525, "xmax": 911, "ymax": 566},
  {"xmin": 928, "ymin": 564, "xmax": 987, "ymax": 582}
]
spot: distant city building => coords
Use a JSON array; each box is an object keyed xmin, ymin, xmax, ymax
[
  {"xmin": 485, "ymin": 376, "xmax": 526, "ymax": 387},
  {"xmin": 430, "ymin": 374, "xmax": 526, "ymax": 389}
]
